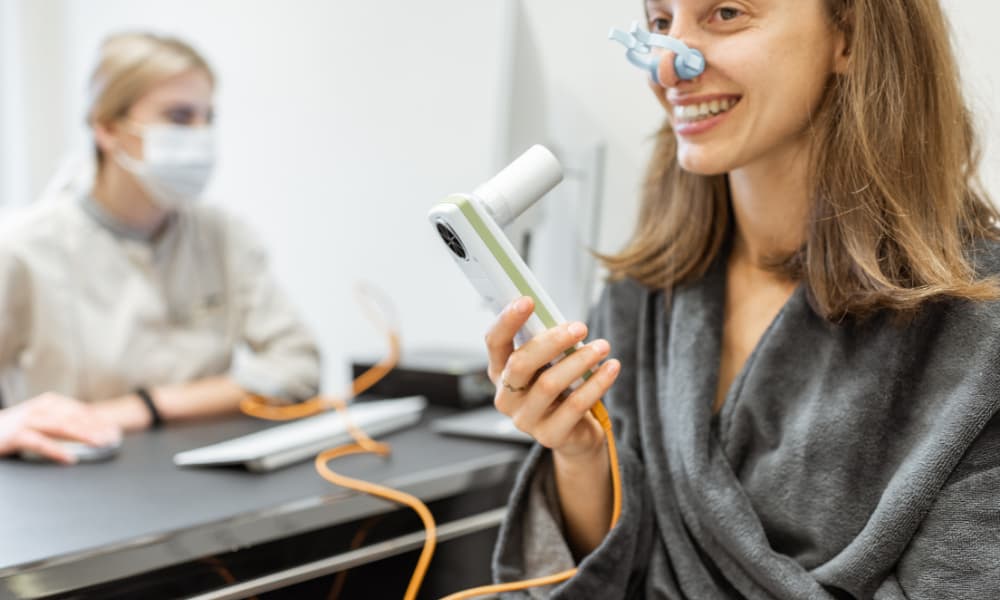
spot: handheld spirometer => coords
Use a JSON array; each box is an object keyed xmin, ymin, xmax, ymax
[
  {"xmin": 428, "ymin": 145, "xmax": 571, "ymax": 342},
  {"xmin": 428, "ymin": 145, "xmax": 623, "ymax": 599},
  {"xmin": 420, "ymin": 24, "xmax": 704, "ymax": 597}
]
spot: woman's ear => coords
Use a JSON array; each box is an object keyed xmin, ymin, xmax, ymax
[
  {"xmin": 831, "ymin": 11, "xmax": 852, "ymax": 75},
  {"xmin": 92, "ymin": 120, "xmax": 119, "ymax": 156},
  {"xmin": 833, "ymin": 31, "xmax": 850, "ymax": 74}
]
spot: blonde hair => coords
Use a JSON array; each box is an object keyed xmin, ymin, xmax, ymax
[
  {"xmin": 88, "ymin": 32, "xmax": 214, "ymax": 162},
  {"xmin": 603, "ymin": 0, "xmax": 999, "ymax": 320}
]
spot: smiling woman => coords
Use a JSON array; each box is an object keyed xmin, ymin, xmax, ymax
[
  {"xmin": 609, "ymin": 0, "xmax": 999, "ymax": 320},
  {"xmin": 486, "ymin": 0, "xmax": 1000, "ymax": 598}
]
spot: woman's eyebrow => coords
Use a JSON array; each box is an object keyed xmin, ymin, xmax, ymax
[
  {"xmin": 645, "ymin": 1, "xmax": 660, "ymax": 20},
  {"xmin": 163, "ymin": 101, "xmax": 211, "ymax": 113}
]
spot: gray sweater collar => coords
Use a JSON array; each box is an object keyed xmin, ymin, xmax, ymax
[{"xmin": 80, "ymin": 195, "xmax": 163, "ymax": 242}]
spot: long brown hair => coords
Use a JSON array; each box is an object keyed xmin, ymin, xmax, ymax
[{"xmin": 603, "ymin": 0, "xmax": 999, "ymax": 320}]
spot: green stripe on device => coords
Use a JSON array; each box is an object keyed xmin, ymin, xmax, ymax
[
  {"xmin": 449, "ymin": 195, "xmax": 591, "ymax": 378},
  {"xmin": 451, "ymin": 196, "xmax": 559, "ymax": 328}
]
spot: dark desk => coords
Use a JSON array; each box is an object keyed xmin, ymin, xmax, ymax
[{"xmin": 0, "ymin": 407, "xmax": 527, "ymax": 599}]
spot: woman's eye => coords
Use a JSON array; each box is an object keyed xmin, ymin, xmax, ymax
[
  {"xmin": 165, "ymin": 107, "xmax": 196, "ymax": 125},
  {"xmin": 715, "ymin": 7, "xmax": 744, "ymax": 21},
  {"xmin": 649, "ymin": 17, "xmax": 671, "ymax": 33}
]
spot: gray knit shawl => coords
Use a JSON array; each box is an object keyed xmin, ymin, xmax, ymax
[{"xmin": 493, "ymin": 249, "xmax": 1000, "ymax": 599}]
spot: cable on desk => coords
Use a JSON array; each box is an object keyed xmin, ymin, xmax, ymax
[
  {"xmin": 239, "ymin": 282, "xmax": 624, "ymax": 600},
  {"xmin": 240, "ymin": 284, "xmax": 400, "ymax": 421},
  {"xmin": 314, "ymin": 399, "xmax": 437, "ymax": 600}
]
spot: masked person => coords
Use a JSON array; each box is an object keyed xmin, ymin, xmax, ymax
[
  {"xmin": 0, "ymin": 32, "xmax": 320, "ymax": 463},
  {"xmin": 485, "ymin": 1, "xmax": 1000, "ymax": 598}
]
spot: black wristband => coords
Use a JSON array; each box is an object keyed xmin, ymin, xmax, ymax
[{"xmin": 134, "ymin": 387, "xmax": 163, "ymax": 429}]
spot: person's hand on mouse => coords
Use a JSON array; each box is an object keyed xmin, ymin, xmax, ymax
[{"xmin": 0, "ymin": 393, "xmax": 122, "ymax": 464}]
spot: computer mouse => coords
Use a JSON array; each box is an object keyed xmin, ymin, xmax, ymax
[{"xmin": 20, "ymin": 439, "xmax": 122, "ymax": 463}]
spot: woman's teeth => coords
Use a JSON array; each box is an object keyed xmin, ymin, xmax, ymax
[{"xmin": 673, "ymin": 98, "xmax": 739, "ymax": 124}]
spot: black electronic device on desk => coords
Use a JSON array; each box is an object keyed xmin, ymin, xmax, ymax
[{"xmin": 351, "ymin": 348, "xmax": 494, "ymax": 409}]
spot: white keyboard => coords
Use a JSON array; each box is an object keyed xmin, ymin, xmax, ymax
[{"xmin": 173, "ymin": 396, "xmax": 427, "ymax": 472}]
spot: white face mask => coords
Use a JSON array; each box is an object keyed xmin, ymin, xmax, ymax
[{"xmin": 114, "ymin": 123, "xmax": 216, "ymax": 210}]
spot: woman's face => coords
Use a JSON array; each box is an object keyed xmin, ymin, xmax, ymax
[
  {"xmin": 98, "ymin": 68, "xmax": 214, "ymax": 161},
  {"xmin": 646, "ymin": 0, "xmax": 847, "ymax": 175}
]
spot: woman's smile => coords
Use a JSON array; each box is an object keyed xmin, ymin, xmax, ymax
[{"xmin": 669, "ymin": 94, "xmax": 742, "ymax": 136}]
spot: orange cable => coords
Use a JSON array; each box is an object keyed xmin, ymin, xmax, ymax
[
  {"xmin": 313, "ymin": 382, "xmax": 439, "ymax": 600},
  {"xmin": 202, "ymin": 556, "xmax": 237, "ymax": 585},
  {"xmin": 238, "ymin": 282, "xmax": 623, "ymax": 600},
  {"xmin": 315, "ymin": 440, "xmax": 437, "ymax": 600},
  {"xmin": 238, "ymin": 335, "xmax": 400, "ymax": 421},
  {"xmin": 200, "ymin": 557, "xmax": 261, "ymax": 600},
  {"xmin": 438, "ymin": 401, "xmax": 621, "ymax": 600},
  {"xmin": 328, "ymin": 516, "xmax": 383, "ymax": 600},
  {"xmin": 240, "ymin": 283, "xmax": 401, "ymax": 422}
]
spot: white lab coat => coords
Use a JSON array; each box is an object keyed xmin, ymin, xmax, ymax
[{"xmin": 0, "ymin": 195, "xmax": 321, "ymax": 405}]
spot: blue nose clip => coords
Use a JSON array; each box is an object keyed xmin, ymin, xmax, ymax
[{"xmin": 608, "ymin": 22, "xmax": 705, "ymax": 84}]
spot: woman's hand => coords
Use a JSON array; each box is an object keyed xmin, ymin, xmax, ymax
[
  {"xmin": 486, "ymin": 297, "xmax": 621, "ymax": 463},
  {"xmin": 0, "ymin": 393, "xmax": 122, "ymax": 464}
]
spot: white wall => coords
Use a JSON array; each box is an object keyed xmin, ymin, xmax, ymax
[
  {"xmin": 943, "ymin": 0, "xmax": 1000, "ymax": 201},
  {"xmin": 507, "ymin": 1, "xmax": 662, "ymax": 259},
  {"xmin": 1, "ymin": 0, "xmax": 74, "ymax": 212},
  {"xmin": 0, "ymin": 0, "xmax": 18, "ymax": 209},
  {"xmin": 5, "ymin": 0, "xmax": 518, "ymax": 391}
]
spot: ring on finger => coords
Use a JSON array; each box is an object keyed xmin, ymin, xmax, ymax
[{"xmin": 501, "ymin": 376, "xmax": 529, "ymax": 394}]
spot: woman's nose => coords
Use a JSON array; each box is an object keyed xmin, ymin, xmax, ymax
[
  {"xmin": 657, "ymin": 50, "xmax": 699, "ymax": 89},
  {"xmin": 655, "ymin": 50, "xmax": 682, "ymax": 88},
  {"xmin": 655, "ymin": 45, "xmax": 704, "ymax": 88}
]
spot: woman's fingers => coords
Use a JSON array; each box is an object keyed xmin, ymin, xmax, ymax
[
  {"xmin": 535, "ymin": 359, "xmax": 621, "ymax": 450},
  {"xmin": 26, "ymin": 394, "xmax": 122, "ymax": 447},
  {"xmin": 501, "ymin": 321, "xmax": 589, "ymax": 390},
  {"xmin": 509, "ymin": 339, "xmax": 610, "ymax": 432},
  {"xmin": 485, "ymin": 297, "xmax": 534, "ymax": 383},
  {"xmin": 0, "ymin": 393, "xmax": 122, "ymax": 464},
  {"xmin": 31, "ymin": 414, "xmax": 120, "ymax": 447},
  {"xmin": 483, "ymin": 300, "xmax": 621, "ymax": 456},
  {"xmin": 494, "ymin": 320, "xmax": 589, "ymax": 414},
  {"xmin": 15, "ymin": 429, "xmax": 77, "ymax": 464}
]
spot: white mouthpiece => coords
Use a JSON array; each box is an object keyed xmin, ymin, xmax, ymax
[{"xmin": 473, "ymin": 145, "xmax": 563, "ymax": 227}]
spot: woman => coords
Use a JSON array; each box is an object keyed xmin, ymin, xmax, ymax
[
  {"xmin": 0, "ymin": 33, "xmax": 320, "ymax": 463},
  {"xmin": 487, "ymin": 1, "xmax": 999, "ymax": 597}
]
